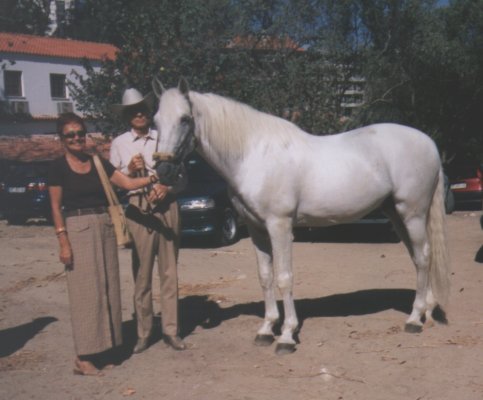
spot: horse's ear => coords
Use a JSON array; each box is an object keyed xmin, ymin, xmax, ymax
[
  {"xmin": 152, "ymin": 75, "xmax": 165, "ymax": 98},
  {"xmin": 178, "ymin": 77, "xmax": 190, "ymax": 95}
]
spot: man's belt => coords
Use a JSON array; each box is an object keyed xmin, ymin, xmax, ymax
[{"xmin": 64, "ymin": 206, "xmax": 108, "ymax": 218}]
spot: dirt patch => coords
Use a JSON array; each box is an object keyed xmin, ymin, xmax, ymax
[
  {"xmin": 0, "ymin": 211, "xmax": 482, "ymax": 400},
  {"xmin": 0, "ymin": 350, "xmax": 45, "ymax": 372},
  {"xmin": 0, "ymin": 272, "xmax": 65, "ymax": 295}
]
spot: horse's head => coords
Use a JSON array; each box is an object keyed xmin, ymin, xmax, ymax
[{"xmin": 151, "ymin": 77, "xmax": 197, "ymax": 186}]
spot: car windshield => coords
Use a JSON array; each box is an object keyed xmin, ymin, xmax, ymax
[{"xmin": 185, "ymin": 155, "xmax": 222, "ymax": 183}]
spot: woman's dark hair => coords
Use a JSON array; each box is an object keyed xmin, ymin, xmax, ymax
[{"xmin": 56, "ymin": 112, "xmax": 86, "ymax": 137}]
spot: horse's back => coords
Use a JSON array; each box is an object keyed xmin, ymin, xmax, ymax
[
  {"xmin": 292, "ymin": 123, "xmax": 441, "ymax": 225},
  {"xmin": 335, "ymin": 123, "xmax": 438, "ymax": 156},
  {"xmin": 326, "ymin": 123, "xmax": 441, "ymax": 184}
]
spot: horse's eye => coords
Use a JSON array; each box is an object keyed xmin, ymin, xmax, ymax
[{"xmin": 180, "ymin": 115, "xmax": 192, "ymax": 126}]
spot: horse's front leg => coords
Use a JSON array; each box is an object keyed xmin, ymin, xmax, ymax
[
  {"xmin": 266, "ymin": 217, "xmax": 298, "ymax": 355},
  {"xmin": 247, "ymin": 223, "xmax": 279, "ymax": 346}
]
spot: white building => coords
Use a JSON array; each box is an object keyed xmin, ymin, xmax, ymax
[{"xmin": 0, "ymin": 32, "xmax": 118, "ymax": 135}]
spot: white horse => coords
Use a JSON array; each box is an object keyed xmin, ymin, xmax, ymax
[{"xmin": 152, "ymin": 78, "xmax": 450, "ymax": 355}]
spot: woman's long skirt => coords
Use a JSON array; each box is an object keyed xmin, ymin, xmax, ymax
[{"xmin": 65, "ymin": 212, "xmax": 122, "ymax": 356}]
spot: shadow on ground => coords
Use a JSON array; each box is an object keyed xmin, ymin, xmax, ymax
[
  {"xmin": 178, "ymin": 288, "xmax": 414, "ymax": 338},
  {"xmin": 476, "ymin": 246, "xmax": 483, "ymax": 263},
  {"xmin": 108, "ymin": 288, "xmax": 414, "ymax": 362},
  {"xmin": 0, "ymin": 316, "xmax": 58, "ymax": 357}
]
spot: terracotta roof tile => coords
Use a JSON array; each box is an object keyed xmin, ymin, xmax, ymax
[{"xmin": 0, "ymin": 32, "xmax": 118, "ymax": 61}]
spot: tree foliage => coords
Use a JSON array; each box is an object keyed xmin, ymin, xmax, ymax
[
  {"xmin": 69, "ymin": 0, "xmax": 365, "ymax": 136},
  {"xmin": 10, "ymin": 0, "xmax": 482, "ymax": 162},
  {"xmin": 0, "ymin": 0, "xmax": 50, "ymax": 35},
  {"xmin": 352, "ymin": 0, "xmax": 483, "ymax": 163}
]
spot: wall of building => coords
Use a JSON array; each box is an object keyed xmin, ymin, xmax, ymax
[{"xmin": 0, "ymin": 53, "xmax": 101, "ymax": 119}]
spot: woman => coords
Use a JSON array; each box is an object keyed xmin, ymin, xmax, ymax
[{"xmin": 48, "ymin": 112, "xmax": 161, "ymax": 376}]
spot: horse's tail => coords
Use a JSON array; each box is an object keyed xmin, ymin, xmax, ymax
[{"xmin": 427, "ymin": 168, "xmax": 450, "ymax": 318}]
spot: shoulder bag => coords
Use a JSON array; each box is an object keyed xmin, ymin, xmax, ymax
[{"xmin": 93, "ymin": 154, "xmax": 133, "ymax": 247}]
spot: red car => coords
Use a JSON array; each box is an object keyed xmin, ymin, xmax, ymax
[{"xmin": 449, "ymin": 164, "xmax": 483, "ymax": 210}]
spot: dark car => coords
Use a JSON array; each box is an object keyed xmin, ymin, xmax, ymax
[
  {"xmin": 179, "ymin": 154, "xmax": 242, "ymax": 245},
  {"xmin": 2, "ymin": 161, "xmax": 52, "ymax": 224},
  {"xmin": 448, "ymin": 164, "xmax": 483, "ymax": 210},
  {"xmin": 0, "ymin": 160, "xmax": 11, "ymax": 219}
]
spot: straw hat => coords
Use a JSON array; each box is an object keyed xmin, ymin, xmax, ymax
[{"xmin": 110, "ymin": 88, "xmax": 155, "ymax": 115}]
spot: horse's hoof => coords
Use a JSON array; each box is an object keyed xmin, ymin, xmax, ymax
[
  {"xmin": 432, "ymin": 305, "xmax": 448, "ymax": 324},
  {"xmin": 275, "ymin": 343, "xmax": 296, "ymax": 355},
  {"xmin": 254, "ymin": 334, "xmax": 275, "ymax": 346},
  {"xmin": 404, "ymin": 323, "xmax": 423, "ymax": 333}
]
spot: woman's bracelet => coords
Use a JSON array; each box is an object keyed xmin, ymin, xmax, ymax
[{"xmin": 56, "ymin": 227, "xmax": 67, "ymax": 236}]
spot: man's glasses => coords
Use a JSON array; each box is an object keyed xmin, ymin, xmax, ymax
[
  {"xmin": 124, "ymin": 106, "xmax": 150, "ymax": 119},
  {"xmin": 63, "ymin": 130, "xmax": 87, "ymax": 139}
]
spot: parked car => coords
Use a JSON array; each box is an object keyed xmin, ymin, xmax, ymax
[
  {"xmin": 448, "ymin": 164, "xmax": 483, "ymax": 210},
  {"xmin": 2, "ymin": 161, "xmax": 52, "ymax": 224},
  {"xmin": 179, "ymin": 154, "xmax": 242, "ymax": 245},
  {"xmin": 0, "ymin": 181, "xmax": 5, "ymax": 219},
  {"xmin": 444, "ymin": 173, "xmax": 455, "ymax": 214},
  {"xmin": 0, "ymin": 162, "xmax": 8, "ymax": 219}
]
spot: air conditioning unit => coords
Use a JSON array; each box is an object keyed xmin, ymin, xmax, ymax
[
  {"xmin": 10, "ymin": 100, "xmax": 30, "ymax": 114},
  {"xmin": 57, "ymin": 101, "xmax": 73, "ymax": 114}
]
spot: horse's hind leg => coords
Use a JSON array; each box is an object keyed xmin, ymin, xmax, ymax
[
  {"xmin": 405, "ymin": 217, "xmax": 433, "ymax": 332},
  {"xmin": 247, "ymin": 223, "xmax": 279, "ymax": 346},
  {"xmin": 399, "ymin": 219, "xmax": 432, "ymax": 331},
  {"xmin": 384, "ymin": 203, "xmax": 433, "ymax": 332}
]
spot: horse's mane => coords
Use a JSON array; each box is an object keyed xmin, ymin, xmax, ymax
[{"xmin": 190, "ymin": 91, "xmax": 305, "ymax": 160}]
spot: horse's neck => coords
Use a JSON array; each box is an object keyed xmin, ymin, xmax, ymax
[
  {"xmin": 191, "ymin": 92, "xmax": 245, "ymax": 180},
  {"xmin": 195, "ymin": 137, "xmax": 240, "ymax": 189},
  {"xmin": 190, "ymin": 91, "xmax": 309, "ymax": 186}
]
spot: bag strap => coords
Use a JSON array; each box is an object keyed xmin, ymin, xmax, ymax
[{"xmin": 92, "ymin": 154, "xmax": 120, "ymax": 206}]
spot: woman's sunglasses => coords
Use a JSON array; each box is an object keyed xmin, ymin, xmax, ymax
[{"xmin": 63, "ymin": 130, "xmax": 87, "ymax": 139}]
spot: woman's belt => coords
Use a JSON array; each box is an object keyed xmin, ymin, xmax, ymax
[{"xmin": 64, "ymin": 206, "xmax": 108, "ymax": 218}]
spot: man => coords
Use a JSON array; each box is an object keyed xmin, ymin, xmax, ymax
[{"xmin": 110, "ymin": 88, "xmax": 186, "ymax": 353}]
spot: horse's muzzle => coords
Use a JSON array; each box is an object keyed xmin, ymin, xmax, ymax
[{"xmin": 155, "ymin": 160, "xmax": 183, "ymax": 186}]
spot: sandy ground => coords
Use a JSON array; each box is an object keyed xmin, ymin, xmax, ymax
[{"xmin": 0, "ymin": 211, "xmax": 482, "ymax": 400}]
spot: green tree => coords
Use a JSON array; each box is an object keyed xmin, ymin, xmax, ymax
[
  {"xmin": 350, "ymin": 0, "xmax": 483, "ymax": 162},
  {"xmin": 437, "ymin": 0, "xmax": 483, "ymax": 162},
  {"xmin": 70, "ymin": 0, "xmax": 238, "ymax": 133},
  {"xmin": 0, "ymin": 0, "xmax": 50, "ymax": 35},
  {"xmin": 70, "ymin": 0, "xmax": 364, "ymax": 135},
  {"xmin": 67, "ymin": 0, "xmax": 482, "ymax": 162}
]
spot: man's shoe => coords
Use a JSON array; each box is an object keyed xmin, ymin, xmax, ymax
[
  {"xmin": 133, "ymin": 337, "xmax": 150, "ymax": 354},
  {"xmin": 163, "ymin": 335, "xmax": 186, "ymax": 351}
]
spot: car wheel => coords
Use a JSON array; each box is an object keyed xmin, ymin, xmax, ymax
[
  {"xmin": 445, "ymin": 188, "xmax": 455, "ymax": 214},
  {"xmin": 219, "ymin": 207, "xmax": 238, "ymax": 245},
  {"xmin": 45, "ymin": 213, "xmax": 53, "ymax": 225},
  {"xmin": 6, "ymin": 215, "xmax": 27, "ymax": 225}
]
